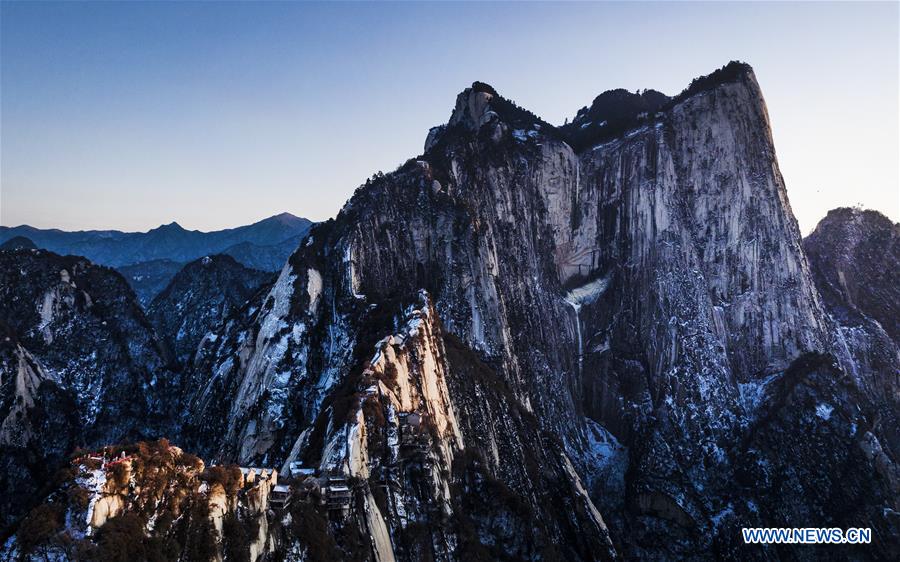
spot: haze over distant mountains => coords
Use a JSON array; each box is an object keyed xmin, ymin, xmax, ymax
[
  {"xmin": 0, "ymin": 212, "xmax": 311, "ymax": 267},
  {"xmin": 0, "ymin": 212, "xmax": 312, "ymax": 304}
]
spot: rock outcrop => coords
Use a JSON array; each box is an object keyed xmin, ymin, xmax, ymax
[
  {"xmin": 804, "ymin": 207, "xmax": 900, "ymax": 344},
  {"xmin": 1, "ymin": 440, "xmax": 279, "ymax": 562}
]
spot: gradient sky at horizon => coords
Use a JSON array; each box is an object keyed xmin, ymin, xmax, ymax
[{"xmin": 1, "ymin": 1, "xmax": 897, "ymax": 234}]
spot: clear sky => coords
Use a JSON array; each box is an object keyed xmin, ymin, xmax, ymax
[{"xmin": 1, "ymin": 1, "xmax": 897, "ymax": 234}]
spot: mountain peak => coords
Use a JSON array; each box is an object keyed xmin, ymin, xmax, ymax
[
  {"xmin": 816, "ymin": 206, "xmax": 897, "ymax": 231},
  {"xmin": 448, "ymin": 83, "xmax": 498, "ymax": 130},
  {"xmin": 424, "ymin": 80, "xmax": 551, "ymax": 152},
  {"xmin": 431, "ymin": 61, "xmax": 758, "ymax": 155},
  {"xmin": 153, "ymin": 221, "xmax": 186, "ymax": 233},
  {"xmin": 668, "ymin": 60, "xmax": 756, "ymax": 106},
  {"xmin": 804, "ymin": 206, "xmax": 900, "ymax": 343},
  {"xmin": 265, "ymin": 212, "xmax": 307, "ymax": 227},
  {"xmin": 471, "ymin": 81, "xmax": 498, "ymax": 96}
]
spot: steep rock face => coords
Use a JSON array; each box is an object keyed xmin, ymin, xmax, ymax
[
  {"xmin": 718, "ymin": 353, "xmax": 900, "ymax": 561},
  {"xmin": 279, "ymin": 293, "xmax": 616, "ymax": 561},
  {"xmin": 185, "ymin": 259, "xmax": 616, "ymax": 560},
  {"xmin": 147, "ymin": 254, "xmax": 272, "ymax": 365},
  {"xmin": 339, "ymin": 65, "xmax": 852, "ymax": 552},
  {"xmin": 553, "ymin": 70, "xmax": 847, "ymax": 553},
  {"xmin": 179, "ymin": 63, "xmax": 900, "ymax": 558},
  {"xmin": 0, "ymin": 250, "xmax": 176, "ymax": 438},
  {"xmin": 3, "ymin": 61, "xmax": 884, "ymax": 559},
  {"xmin": 0, "ymin": 337, "xmax": 80, "ymax": 533},
  {"xmin": 0, "ymin": 249, "xmax": 178, "ymax": 532},
  {"xmin": 804, "ymin": 207, "xmax": 900, "ymax": 344},
  {"xmin": 803, "ymin": 207, "xmax": 900, "ymax": 488}
]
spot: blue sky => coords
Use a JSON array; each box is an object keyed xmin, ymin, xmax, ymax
[{"xmin": 1, "ymin": 1, "xmax": 897, "ymax": 233}]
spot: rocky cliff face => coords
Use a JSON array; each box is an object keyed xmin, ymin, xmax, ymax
[
  {"xmin": 0, "ymin": 249, "xmax": 178, "ymax": 532},
  {"xmin": 801, "ymin": 208, "xmax": 900, "ymax": 534},
  {"xmin": 147, "ymin": 255, "xmax": 272, "ymax": 366},
  {"xmin": 177, "ymin": 62, "xmax": 899, "ymax": 558},
  {"xmin": 804, "ymin": 207, "xmax": 900, "ymax": 345},
  {"xmin": 3, "ymin": 62, "xmax": 899, "ymax": 561}
]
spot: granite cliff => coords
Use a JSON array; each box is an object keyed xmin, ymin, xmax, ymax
[{"xmin": 3, "ymin": 62, "xmax": 898, "ymax": 560}]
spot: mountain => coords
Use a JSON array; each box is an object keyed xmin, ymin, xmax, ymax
[
  {"xmin": 0, "ymin": 212, "xmax": 312, "ymax": 269},
  {"xmin": 0, "ymin": 236, "xmax": 37, "ymax": 251},
  {"xmin": 802, "ymin": 207, "xmax": 900, "ymax": 487},
  {"xmin": 177, "ymin": 61, "xmax": 898, "ymax": 559},
  {"xmin": 3, "ymin": 62, "xmax": 899, "ymax": 561},
  {"xmin": 0, "ymin": 249, "xmax": 178, "ymax": 533},
  {"xmin": 116, "ymin": 259, "xmax": 185, "ymax": 306},
  {"xmin": 804, "ymin": 207, "xmax": 900, "ymax": 344},
  {"xmin": 147, "ymin": 255, "xmax": 272, "ymax": 365}
]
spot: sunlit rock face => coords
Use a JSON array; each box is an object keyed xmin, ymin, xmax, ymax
[{"xmin": 0, "ymin": 440, "xmax": 282, "ymax": 562}]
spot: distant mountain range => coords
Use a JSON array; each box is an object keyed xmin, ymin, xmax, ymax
[
  {"xmin": 0, "ymin": 212, "xmax": 312, "ymax": 267},
  {"xmin": 0, "ymin": 212, "xmax": 312, "ymax": 304}
]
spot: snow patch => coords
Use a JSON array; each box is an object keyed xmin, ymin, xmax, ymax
[
  {"xmin": 512, "ymin": 129, "xmax": 540, "ymax": 142},
  {"xmin": 815, "ymin": 402, "xmax": 834, "ymax": 420},
  {"xmin": 564, "ymin": 275, "xmax": 610, "ymax": 307},
  {"xmin": 711, "ymin": 504, "xmax": 734, "ymax": 530},
  {"xmin": 738, "ymin": 372, "xmax": 779, "ymax": 414},
  {"xmin": 306, "ymin": 268, "xmax": 322, "ymax": 315}
]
